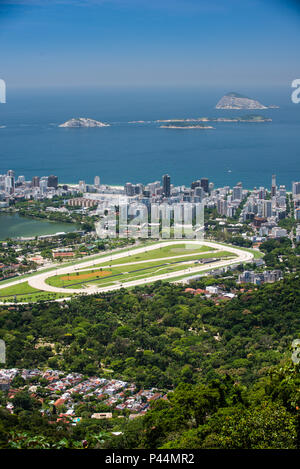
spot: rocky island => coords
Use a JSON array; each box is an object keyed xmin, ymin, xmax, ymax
[
  {"xmin": 216, "ymin": 92, "xmax": 278, "ymax": 110},
  {"xmin": 59, "ymin": 118, "xmax": 110, "ymax": 128}
]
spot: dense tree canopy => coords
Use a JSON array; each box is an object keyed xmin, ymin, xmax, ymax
[{"xmin": 1, "ymin": 273, "xmax": 300, "ymax": 449}]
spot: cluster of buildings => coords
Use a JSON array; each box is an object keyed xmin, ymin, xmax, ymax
[
  {"xmin": 238, "ymin": 269, "xmax": 283, "ymax": 285},
  {"xmin": 0, "ymin": 262, "xmax": 22, "ymax": 281},
  {"xmin": 124, "ymin": 175, "xmax": 209, "ymax": 202},
  {"xmin": 0, "ymin": 170, "xmax": 15, "ymax": 200},
  {"xmin": 184, "ymin": 284, "xmax": 236, "ymax": 300},
  {"xmin": 293, "ymin": 182, "xmax": 300, "ymax": 222},
  {"xmin": 209, "ymin": 182, "xmax": 247, "ymax": 219},
  {"xmin": 240, "ymin": 175, "xmax": 287, "ymax": 223},
  {"xmin": 209, "ymin": 174, "xmax": 300, "ymax": 243},
  {"xmin": 0, "ymin": 170, "xmax": 67, "ymax": 204},
  {"xmin": 114, "ymin": 389, "xmax": 163, "ymax": 414},
  {"xmin": 3, "ymin": 168, "xmax": 300, "ymax": 244},
  {"xmin": 210, "ymin": 175, "xmax": 290, "ymax": 242},
  {"xmin": 0, "ymin": 368, "xmax": 42, "ymax": 391},
  {"xmin": 72, "ymin": 175, "xmax": 212, "ymax": 231},
  {"xmin": 74, "ymin": 173, "xmax": 297, "ymax": 243},
  {"xmin": 0, "ymin": 368, "xmax": 166, "ymax": 420}
]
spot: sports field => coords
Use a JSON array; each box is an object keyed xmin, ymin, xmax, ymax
[
  {"xmin": 0, "ymin": 240, "xmax": 255, "ymax": 303},
  {"xmin": 45, "ymin": 244, "xmax": 236, "ymax": 289}
]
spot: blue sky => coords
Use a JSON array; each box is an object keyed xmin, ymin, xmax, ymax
[{"xmin": 0, "ymin": 0, "xmax": 299, "ymax": 87}]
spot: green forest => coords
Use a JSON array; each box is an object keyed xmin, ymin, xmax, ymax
[{"xmin": 0, "ymin": 274, "xmax": 300, "ymax": 448}]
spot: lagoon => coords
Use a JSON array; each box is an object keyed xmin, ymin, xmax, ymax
[{"xmin": 0, "ymin": 212, "xmax": 79, "ymax": 239}]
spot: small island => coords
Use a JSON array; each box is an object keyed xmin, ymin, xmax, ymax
[
  {"xmin": 216, "ymin": 92, "xmax": 278, "ymax": 110},
  {"xmin": 59, "ymin": 118, "xmax": 110, "ymax": 128},
  {"xmin": 160, "ymin": 123, "xmax": 214, "ymax": 129},
  {"xmin": 157, "ymin": 115, "xmax": 271, "ymax": 127},
  {"xmin": 214, "ymin": 114, "xmax": 272, "ymax": 123}
]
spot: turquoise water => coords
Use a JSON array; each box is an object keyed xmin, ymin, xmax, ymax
[
  {"xmin": 0, "ymin": 212, "xmax": 79, "ymax": 239},
  {"xmin": 0, "ymin": 86, "xmax": 299, "ymax": 189}
]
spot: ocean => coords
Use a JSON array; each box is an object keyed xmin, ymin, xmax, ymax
[{"xmin": 0, "ymin": 85, "xmax": 299, "ymax": 190}]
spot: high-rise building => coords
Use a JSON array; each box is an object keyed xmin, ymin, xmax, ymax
[
  {"xmin": 258, "ymin": 187, "xmax": 266, "ymax": 199},
  {"xmin": 147, "ymin": 181, "xmax": 161, "ymax": 195},
  {"xmin": 263, "ymin": 200, "xmax": 272, "ymax": 218},
  {"xmin": 295, "ymin": 208, "xmax": 300, "ymax": 220},
  {"xmin": 79, "ymin": 180, "xmax": 86, "ymax": 193},
  {"xmin": 217, "ymin": 198, "xmax": 227, "ymax": 216},
  {"xmin": 292, "ymin": 182, "xmax": 300, "ymax": 197},
  {"xmin": 279, "ymin": 185, "xmax": 286, "ymax": 197},
  {"xmin": 233, "ymin": 185, "xmax": 243, "ymax": 201},
  {"xmin": 94, "ymin": 176, "xmax": 100, "ymax": 187},
  {"xmin": 191, "ymin": 180, "xmax": 201, "ymax": 190},
  {"xmin": 194, "ymin": 186, "xmax": 204, "ymax": 200},
  {"xmin": 271, "ymin": 174, "xmax": 277, "ymax": 197},
  {"xmin": 17, "ymin": 175, "xmax": 25, "ymax": 184},
  {"xmin": 125, "ymin": 182, "xmax": 135, "ymax": 197},
  {"xmin": 135, "ymin": 183, "xmax": 144, "ymax": 195},
  {"xmin": 162, "ymin": 174, "xmax": 171, "ymax": 197},
  {"xmin": 6, "ymin": 170, "xmax": 15, "ymax": 194},
  {"xmin": 48, "ymin": 175, "xmax": 58, "ymax": 189},
  {"xmin": 200, "ymin": 178, "xmax": 209, "ymax": 193},
  {"xmin": 39, "ymin": 177, "xmax": 48, "ymax": 194},
  {"xmin": 32, "ymin": 176, "xmax": 40, "ymax": 188}
]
